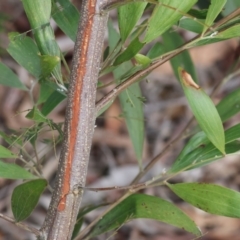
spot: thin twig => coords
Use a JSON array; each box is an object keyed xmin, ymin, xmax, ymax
[{"xmin": 0, "ymin": 213, "xmax": 40, "ymax": 236}]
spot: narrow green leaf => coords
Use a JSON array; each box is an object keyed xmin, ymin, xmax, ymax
[
  {"xmin": 169, "ymin": 124, "xmax": 240, "ymax": 173},
  {"xmin": 11, "ymin": 179, "xmax": 47, "ymax": 222},
  {"xmin": 88, "ymin": 194, "xmax": 201, "ymax": 238},
  {"xmin": 147, "ymin": 42, "xmax": 164, "ymax": 59},
  {"xmin": 178, "ymin": 67, "xmax": 225, "ymax": 154},
  {"xmin": 37, "ymin": 81, "xmax": 55, "ymax": 104},
  {"xmin": 215, "ymin": 24, "xmax": 240, "ymax": 39},
  {"xmin": 52, "ymin": 0, "xmax": 80, "ymax": 41},
  {"xmin": 143, "ymin": 0, "xmax": 197, "ymax": 43},
  {"xmin": 177, "ymin": 131, "xmax": 209, "ymax": 161},
  {"xmin": 41, "ymin": 90, "xmax": 66, "ymax": 116},
  {"xmin": 113, "ymin": 37, "xmax": 145, "ymax": 66},
  {"xmin": 26, "ymin": 107, "xmax": 48, "ymax": 122},
  {"xmin": 163, "ymin": 31, "xmax": 197, "ymax": 82},
  {"xmin": 222, "ymin": 0, "xmax": 240, "ymax": 16},
  {"xmin": 188, "ymin": 8, "xmax": 208, "ymax": 19},
  {"xmin": 217, "ymin": 88, "xmax": 240, "ymax": 122},
  {"xmin": 0, "ymin": 145, "xmax": 17, "ymax": 158},
  {"xmin": 0, "ymin": 63, "xmax": 27, "ymax": 90},
  {"xmin": 109, "ymin": 19, "xmax": 144, "ymax": 167},
  {"xmin": 202, "ymin": 0, "xmax": 227, "ymax": 34},
  {"xmin": 7, "ymin": 33, "xmax": 41, "ymax": 78},
  {"xmin": 168, "ymin": 183, "xmax": 240, "ymax": 218},
  {"xmin": 72, "ymin": 203, "xmax": 109, "ymax": 240},
  {"xmin": 0, "ymin": 161, "xmax": 36, "ymax": 179},
  {"xmin": 178, "ymin": 18, "xmax": 204, "ymax": 33},
  {"xmin": 22, "ymin": 0, "xmax": 62, "ymax": 82},
  {"xmin": 192, "ymin": 24, "xmax": 240, "ymax": 47},
  {"xmin": 118, "ymin": 2, "xmax": 147, "ymax": 41}
]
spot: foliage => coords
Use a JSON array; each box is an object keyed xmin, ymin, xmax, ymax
[{"xmin": 0, "ymin": 0, "xmax": 240, "ymax": 239}]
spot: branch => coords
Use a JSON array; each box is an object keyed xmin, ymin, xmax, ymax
[
  {"xmin": 0, "ymin": 213, "xmax": 40, "ymax": 236},
  {"xmin": 39, "ymin": 1, "xmax": 109, "ymax": 239}
]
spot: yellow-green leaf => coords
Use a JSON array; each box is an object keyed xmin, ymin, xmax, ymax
[
  {"xmin": 168, "ymin": 183, "xmax": 240, "ymax": 218},
  {"xmin": 178, "ymin": 67, "xmax": 225, "ymax": 154}
]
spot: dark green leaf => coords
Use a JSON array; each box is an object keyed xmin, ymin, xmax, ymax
[
  {"xmin": 222, "ymin": 0, "xmax": 240, "ymax": 16},
  {"xmin": 147, "ymin": 42, "xmax": 164, "ymax": 59},
  {"xmin": 37, "ymin": 81, "xmax": 55, "ymax": 104},
  {"xmin": 163, "ymin": 31, "xmax": 198, "ymax": 82},
  {"xmin": 179, "ymin": 67, "xmax": 225, "ymax": 154},
  {"xmin": 88, "ymin": 194, "xmax": 201, "ymax": 238},
  {"xmin": 72, "ymin": 203, "xmax": 109, "ymax": 240},
  {"xmin": 118, "ymin": 2, "xmax": 147, "ymax": 41},
  {"xmin": 52, "ymin": 0, "xmax": 80, "ymax": 41},
  {"xmin": 217, "ymin": 88, "xmax": 240, "ymax": 122},
  {"xmin": 169, "ymin": 124, "xmax": 240, "ymax": 173},
  {"xmin": 11, "ymin": 179, "xmax": 47, "ymax": 221},
  {"xmin": 143, "ymin": 0, "xmax": 197, "ymax": 43},
  {"xmin": 113, "ymin": 37, "xmax": 145, "ymax": 66},
  {"xmin": 41, "ymin": 90, "xmax": 66, "ymax": 116},
  {"xmin": 0, "ymin": 161, "xmax": 36, "ymax": 179},
  {"xmin": 188, "ymin": 8, "xmax": 208, "ymax": 19},
  {"xmin": 168, "ymin": 183, "xmax": 240, "ymax": 217},
  {"xmin": 0, "ymin": 63, "xmax": 27, "ymax": 90}
]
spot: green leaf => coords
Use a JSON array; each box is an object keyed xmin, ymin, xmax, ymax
[
  {"xmin": 215, "ymin": 24, "xmax": 240, "ymax": 39},
  {"xmin": 217, "ymin": 88, "xmax": 240, "ymax": 122},
  {"xmin": 163, "ymin": 31, "xmax": 197, "ymax": 82},
  {"xmin": 178, "ymin": 18, "xmax": 204, "ymax": 33},
  {"xmin": 11, "ymin": 179, "xmax": 47, "ymax": 221},
  {"xmin": 192, "ymin": 24, "xmax": 240, "ymax": 47},
  {"xmin": 22, "ymin": 0, "xmax": 62, "ymax": 82},
  {"xmin": 222, "ymin": 0, "xmax": 240, "ymax": 16},
  {"xmin": 88, "ymin": 194, "xmax": 201, "ymax": 238},
  {"xmin": 147, "ymin": 42, "xmax": 164, "ymax": 59},
  {"xmin": 0, "ymin": 131, "xmax": 22, "ymax": 146},
  {"xmin": 113, "ymin": 37, "xmax": 145, "ymax": 66},
  {"xmin": 7, "ymin": 33, "xmax": 41, "ymax": 78},
  {"xmin": 72, "ymin": 203, "xmax": 109, "ymax": 240},
  {"xmin": 40, "ymin": 55, "xmax": 60, "ymax": 78},
  {"xmin": 202, "ymin": 0, "xmax": 227, "ymax": 34},
  {"xmin": 178, "ymin": 67, "xmax": 225, "ymax": 154},
  {"xmin": 41, "ymin": 90, "xmax": 66, "ymax": 116},
  {"xmin": 134, "ymin": 54, "xmax": 151, "ymax": 66},
  {"xmin": 169, "ymin": 124, "xmax": 240, "ymax": 173},
  {"xmin": 0, "ymin": 160, "xmax": 36, "ymax": 179},
  {"xmin": 0, "ymin": 145, "xmax": 17, "ymax": 158},
  {"xmin": 109, "ymin": 19, "xmax": 144, "ymax": 167},
  {"xmin": 52, "ymin": 0, "xmax": 80, "ymax": 42},
  {"xmin": 0, "ymin": 63, "xmax": 27, "ymax": 90},
  {"xmin": 26, "ymin": 107, "xmax": 48, "ymax": 122},
  {"xmin": 168, "ymin": 183, "xmax": 240, "ymax": 218},
  {"xmin": 37, "ymin": 81, "xmax": 55, "ymax": 104},
  {"xmin": 143, "ymin": 0, "xmax": 197, "ymax": 43},
  {"xmin": 118, "ymin": 2, "xmax": 147, "ymax": 41},
  {"xmin": 176, "ymin": 131, "xmax": 209, "ymax": 161},
  {"xmin": 188, "ymin": 8, "xmax": 208, "ymax": 19}
]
